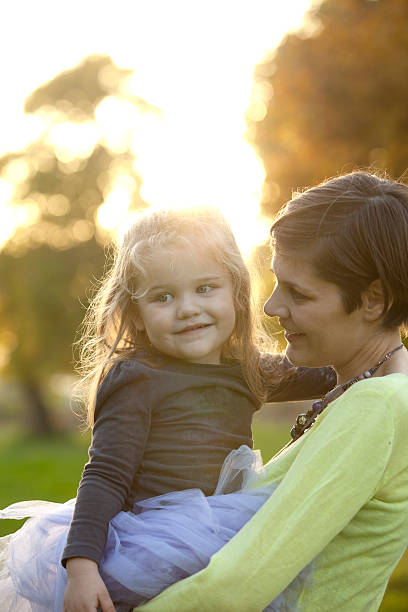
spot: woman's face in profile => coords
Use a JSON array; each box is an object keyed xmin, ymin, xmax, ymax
[{"xmin": 264, "ymin": 252, "xmax": 368, "ymax": 371}]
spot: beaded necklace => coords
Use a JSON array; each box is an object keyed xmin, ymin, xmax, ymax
[{"xmin": 289, "ymin": 344, "xmax": 404, "ymax": 444}]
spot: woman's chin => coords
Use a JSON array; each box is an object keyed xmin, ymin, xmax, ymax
[
  {"xmin": 285, "ymin": 346, "xmax": 314, "ymax": 368},
  {"xmin": 285, "ymin": 350, "xmax": 303, "ymax": 366}
]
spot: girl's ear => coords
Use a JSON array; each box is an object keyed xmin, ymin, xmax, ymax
[
  {"xmin": 361, "ymin": 279, "xmax": 389, "ymax": 322},
  {"xmin": 134, "ymin": 309, "xmax": 145, "ymax": 332},
  {"xmin": 135, "ymin": 319, "xmax": 145, "ymax": 332}
]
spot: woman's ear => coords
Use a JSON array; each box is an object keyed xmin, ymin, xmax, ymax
[{"xmin": 361, "ymin": 279, "xmax": 389, "ymax": 322}]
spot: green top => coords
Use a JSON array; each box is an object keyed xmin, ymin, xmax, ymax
[{"xmin": 138, "ymin": 374, "xmax": 408, "ymax": 612}]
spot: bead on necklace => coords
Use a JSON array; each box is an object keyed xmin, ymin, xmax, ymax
[{"xmin": 289, "ymin": 344, "xmax": 404, "ymax": 443}]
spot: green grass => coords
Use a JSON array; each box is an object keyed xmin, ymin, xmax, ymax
[
  {"xmin": 0, "ymin": 423, "xmax": 407, "ymax": 610},
  {"xmin": 0, "ymin": 432, "xmax": 90, "ymax": 537}
]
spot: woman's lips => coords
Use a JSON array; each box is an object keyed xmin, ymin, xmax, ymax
[{"xmin": 284, "ymin": 331, "xmax": 304, "ymax": 343}]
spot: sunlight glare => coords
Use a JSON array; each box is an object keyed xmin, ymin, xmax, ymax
[
  {"xmin": 0, "ymin": 180, "xmax": 41, "ymax": 245},
  {"xmin": 48, "ymin": 122, "xmax": 100, "ymax": 162},
  {"xmin": 97, "ymin": 185, "xmax": 133, "ymax": 231},
  {"xmin": 94, "ymin": 97, "xmax": 143, "ymax": 154},
  {"xmin": 0, "ymin": 0, "xmax": 313, "ymax": 252}
]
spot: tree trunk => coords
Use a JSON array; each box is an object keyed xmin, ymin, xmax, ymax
[{"xmin": 22, "ymin": 379, "xmax": 55, "ymax": 435}]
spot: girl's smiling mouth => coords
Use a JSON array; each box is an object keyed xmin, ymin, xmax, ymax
[{"xmin": 175, "ymin": 323, "xmax": 213, "ymax": 335}]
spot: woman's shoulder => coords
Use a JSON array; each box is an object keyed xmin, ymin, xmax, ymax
[
  {"xmin": 333, "ymin": 373, "xmax": 408, "ymax": 425},
  {"xmin": 364, "ymin": 373, "xmax": 408, "ymax": 423},
  {"xmin": 344, "ymin": 373, "xmax": 408, "ymax": 401},
  {"xmin": 304, "ymin": 375, "xmax": 408, "ymax": 468},
  {"xmin": 343, "ymin": 374, "xmax": 408, "ymax": 473}
]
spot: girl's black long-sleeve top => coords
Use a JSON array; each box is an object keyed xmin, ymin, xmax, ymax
[{"xmin": 62, "ymin": 352, "xmax": 335, "ymax": 566}]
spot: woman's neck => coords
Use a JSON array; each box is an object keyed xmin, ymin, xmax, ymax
[
  {"xmin": 389, "ymin": 345, "xmax": 408, "ymax": 376},
  {"xmin": 335, "ymin": 331, "xmax": 406, "ymax": 384}
]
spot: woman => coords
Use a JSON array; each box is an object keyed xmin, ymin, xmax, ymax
[{"xmin": 138, "ymin": 171, "xmax": 408, "ymax": 611}]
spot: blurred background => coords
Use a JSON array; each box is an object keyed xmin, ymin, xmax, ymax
[{"xmin": 1, "ymin": 0, "xmax": 407, "ymax": 609}]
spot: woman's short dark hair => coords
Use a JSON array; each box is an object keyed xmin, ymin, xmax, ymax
[{"xmin": 270, "ymin": 171, "xmax": 408, "ymax": 331}]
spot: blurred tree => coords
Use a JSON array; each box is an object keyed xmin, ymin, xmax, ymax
[
  {"xmin": 0, "ymin": 245, "xmax": 105, "ymax": 434},
  {"xmin": 0, "ymin": 55, "xmax": 157, "ymax": 434},
  {"xmin": 250, "ymin": 0, "xmax": 408, "ymax": 216}
]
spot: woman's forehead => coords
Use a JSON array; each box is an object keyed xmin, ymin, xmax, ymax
[
  {"xmin": 271, "ymin": 251, "xmax": 328, "ymax": 291},
  {"xmin": 271, "ymin": 251, "xmax": 312, "ymax": 276}
]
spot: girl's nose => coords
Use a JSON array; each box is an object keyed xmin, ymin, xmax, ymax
[
  {"xmin": 177, "ymin": 295, "xmax": 201, "ymax": 319},
  {"xmin": 264, "ymin": 287, "xmax": 289, "ymax": 319}
]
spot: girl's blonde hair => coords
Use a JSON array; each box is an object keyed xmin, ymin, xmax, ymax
[{"xmin": 76, "ymin": 206, "xmax": 275, "ymax": 426}]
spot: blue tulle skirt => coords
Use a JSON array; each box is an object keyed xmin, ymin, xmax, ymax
[{"xmin": 0, "ymin": 445, "xmax": 279, "ymax": 611}]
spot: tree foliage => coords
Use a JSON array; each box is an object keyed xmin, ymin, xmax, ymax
[
  {"xmin": 251, "ymin": 0, "xmax": 408, "ymax": 216},
  {"xmin": 0, "ymin": 55, "xmax": 154, "ymax": 433}
]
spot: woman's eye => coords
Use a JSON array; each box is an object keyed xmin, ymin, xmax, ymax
[
  {"xmin": 197, "ymin": 285, "xmax": 213, "ymax": 294},
  {"xmin": 290, "ymin": 288, "xmax": 307, "ymax": 302}
]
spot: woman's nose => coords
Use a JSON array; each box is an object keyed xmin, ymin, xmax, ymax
[{"xmin": 264, "ymin": 288, "xmax": 289, "ymax": 319}]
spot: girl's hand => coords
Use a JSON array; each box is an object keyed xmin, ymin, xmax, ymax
[{"xmin": 63, "ymin": 557, "xmax": 116, "ymax": 612}]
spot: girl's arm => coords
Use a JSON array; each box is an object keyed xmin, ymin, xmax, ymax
[
  {"xmin": 262, "ymin": 355, "xmax": 336, "ymax": 402},
  {"xmin": 136, "ymin": 383, "xmax": 397, "ymax": 611},
  {"xmin": 62, "ymin": 360, "xmax": 151, "ymax": 567},
  {"xmin": 62, "ymin": 361, "xmax": 152, "ymax": 610},
  {"xmin": 64, "ymin": 558, "xmax": 115, "ymax": 612}
]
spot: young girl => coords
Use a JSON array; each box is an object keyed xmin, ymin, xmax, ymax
[{"xmin": 0, "ymin": 206, "xmax": 334, "ymax": 612}]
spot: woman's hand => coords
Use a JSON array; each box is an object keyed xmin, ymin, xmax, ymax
[{"xmin": 63, "ymin": 557, "xmax": 116, "ymax": 612}]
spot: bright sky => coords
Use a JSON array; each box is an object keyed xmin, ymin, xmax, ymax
[{"xmin": 1, "ymin": 0, "xmax": 312, "ymax": 255}]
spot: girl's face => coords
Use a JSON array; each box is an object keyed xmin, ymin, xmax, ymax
[
  {"xmin": 264, "ymin": 251, "xmax": 372, "ymax": 378},
  {"xmin": 135, "ymin": 247, "xmax": 236, "ymax": 364}
]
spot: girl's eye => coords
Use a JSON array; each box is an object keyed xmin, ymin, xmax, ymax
[
  {"xmin": 155, "ymin": 293, "xmax": 172, "ymax": 303},
  {"xmin": 197, "ymin": 285, "xmax": 213, "ymax": 294}
]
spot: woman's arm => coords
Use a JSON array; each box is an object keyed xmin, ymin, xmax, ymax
[{"xmin": 137, "ymin": 384, "xmax": 396, "ymax": 611}]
